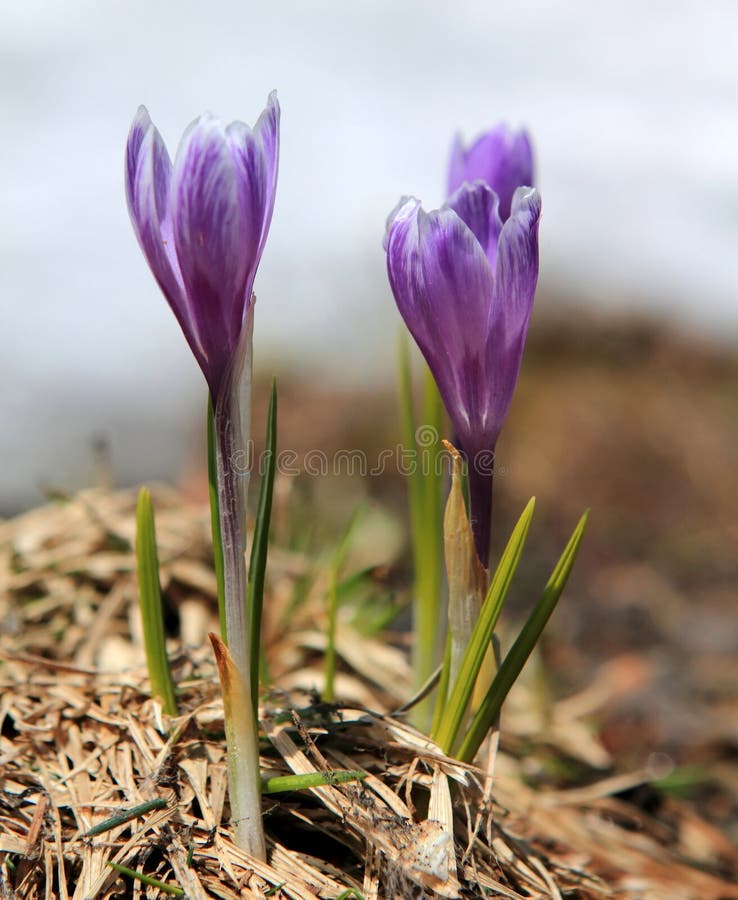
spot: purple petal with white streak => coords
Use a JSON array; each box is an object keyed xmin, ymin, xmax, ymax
[
  {"xmin": 225, "ymin": 91, "xmax": 280, "ymax": 338},
  {"xmin": 386, "ymin": 197, "xmax": 496, "ymax": 445},
  {"xmin": 125, "ymin": 109, "xmax": 204, "ymax": 371},
  {"xmin": 445, "ymin": 180, "xmax": 502, "ymax": 270},
  {"xmin": 170, "ymin": 115, "xmax": 251, "ymax": 392},
  {"xmin": 485, "ymin": 186, "xmax": 542, "ymax": 432},
  {"xmin": 448, "ymin": 125, "xmax": 534, "ymax": 221}
]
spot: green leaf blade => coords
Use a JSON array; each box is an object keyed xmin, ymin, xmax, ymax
[
  {"xmin": 433, "ymin": 497, "xmax": 536, "ymax": 752},
  {"xmin": 247, "ymin": 379, "xmax": 278, "ymax": 711},
  {"xmin": 457, "ymin": 510, "xmax": 589, "ymax": 763},
  {"xmin": 135, "ymin": 488, "xmax": 178, "ymax": 717},
  {"xmin": 398, "ymin": 333, "xmax": 445, "ymax": 730},
  {"xmin": 262, "ymin": 770, "xmax": 366, "ymax": 794},
  {"xmin": 108, "ymin": 862, "xmax": 183, "ymax": 896}
]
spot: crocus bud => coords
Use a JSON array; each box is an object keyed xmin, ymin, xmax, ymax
[
  {"xmin": 447, "ymin": 124, "xmax": 533, "ymax": 222},
  {"xmin": 385, "ymin": 181, "xmax": 541, "ymax": 564},
  {"xmin": 125, "ymin": 93, "xmax": 279, "ymax": 400}
]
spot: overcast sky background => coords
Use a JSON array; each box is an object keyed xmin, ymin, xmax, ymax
[{"xmin": 2, "ymin": 0, "xmax": 737, "ymax": 508}]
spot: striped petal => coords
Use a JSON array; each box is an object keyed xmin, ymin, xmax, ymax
[
  {"xmin": 448, "ymin": 125, "xmax": 534, "ymax": 221},
  {"xmin": 170, "ymin": 115, "xmax": 252, "ymax": 391},
  {"xmin": 125, "ymin": 108, "xmax": 203, "ymax": 369},
  {"xmin": 225, "ymin": 91, "xmax": 280, "ymax": 338},
  {"xmin": 445, "ymin": 181, "xmax": 502, "ymax": 271},
  {"xmin": 386, "ymin": 197, "xmax": 496, "ymax": 444},
  {"xmin": 485, "ymin": 186, "xmax": 542, "ymax": 434}
]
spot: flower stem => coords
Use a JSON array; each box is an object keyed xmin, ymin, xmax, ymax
[
  {"xmin": 467, "ymin": 455, "xmax": 494, "ymax": 569},
  {"xmin": 213, "ymin": 392, "xmax": 250, "ymax": 677},
  {"xmin": 210, "ymin": 634, "xmax": 266, "ymax": 859},
  {"xmin": 210, "ymin": 311, "xmax": 265, "ymax": 859},
  {"xmin": 207, "ymin": 397, "xmax": 227, "ymax": 641}
]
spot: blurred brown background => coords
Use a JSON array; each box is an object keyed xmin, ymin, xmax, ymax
[{"xmin": 173, "ymin": 308, "xmax": 736, "ymax": 836}]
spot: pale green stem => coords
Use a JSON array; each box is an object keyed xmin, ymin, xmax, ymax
[
  {"xmin": 210, "ymin": 634, "xmax": 265, "ymax": 859},
  {"xmin": 211, "ymin": 309, "xmax": 265, "ymax": 859},
  {"xmin": 207, "ymin": 397, "xmax": 227, "ymax": 641}
]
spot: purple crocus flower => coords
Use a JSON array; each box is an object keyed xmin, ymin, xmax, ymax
[
  {"xmin": 124, "ymin": 88, "xmax": 279, "ymax": 683},
  {"xmin": 386, "ymin": 181, "xmax": 541, "ymax": 565},
  {"xmin": 125, "ymin": 96, "xmax": 279, "ymax": 858},
  {"xmin": 447, "ymin": 125, "xmax": 533, "ymax": 222},
  {"xmin": 125, "ymin": 92, "xmax": 279, "ymax": 400}
]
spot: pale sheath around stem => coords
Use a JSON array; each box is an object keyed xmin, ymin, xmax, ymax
[
  {"xmin": 442, "ymin": 443, "xmax": 487, "ymax": 692},
  {"xmin": 213, "ymin": 314, "xmax": 254, "ymax": 680},
  {"xmin": 210, "ymin": 633, "xmax": 265, "ymax": 859}
]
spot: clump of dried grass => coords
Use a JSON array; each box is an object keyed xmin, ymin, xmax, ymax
[{"xmin": 1, "ymin": 489, "xmax": 736, "ymax": 898}]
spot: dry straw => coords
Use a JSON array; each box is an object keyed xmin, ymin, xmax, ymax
[{"xmin": 1, "ymin": 488, "xmax": 736, "ymax": 898}]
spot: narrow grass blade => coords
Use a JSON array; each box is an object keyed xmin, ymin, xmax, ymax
[
  {"xmin": 433, "ymin": 498, "xmax": 536, "ymax": 752},
  {"xmin": 135, "ymin": 488, "xmax": 178, "ymax": 716},
  {"xmin": 338, "ymin": 565, "xmax": 401, "ymax": 636},
  {"xmin": 398, "ymin": 334, "xmax": 423, "ymax": 594},
  {"xmin": 420, "ymin": 361, "xmax": 445, "ymax": 637},
  {"xmin": 398, "ymin": 333, "xmax": 445, "ymax": 729},
  {"xmin": 394, "ymin": 663, "xmax": 442, "ymax": 715},
  {"xmin": 207, "ymin": 396, "xmax": 227, "ymax": 641},
  {"xmin": 108, "ymin": 862, "xmax": 183, "ymax": 896},
  {"xmin": 262, "ymin": 770, "xmax": 365, "ymax": 794},
  {"xmin": 247, "ymin": 378, "xmax": 277, "ymax": 709},
  {"xmin": 336, "ymin": 565, "xmax": 376, "ymax": 600},
  {"xmin": 457, "ymin": 510, "xmax": 589, "ymax": 763},
  {"xmin": 324, "ymin": 508, "xmax": 363, "ymax": 701},
  {"xmin": 352, "ymin": 591, "xmax": 402, "ymax": 636},
  {"xmin": 85, "ymin": 797, "xmax": 169, "ymax": 837},
  {"xmin": 430, "ymin": 634, "xmax": 452, "ymax": 735}
]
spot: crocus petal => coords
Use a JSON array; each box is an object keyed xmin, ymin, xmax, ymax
[
  {"xmin": 417, "ymin": 208, "xmax": 493, "ymax": 368},
  {"xmin": 485, "ymin": 186, "xmax": 542, "ymax": 431},
  {"xmin": 385, "ymin": 197, "xmax": 433, "ymax": 349},
  {"xmin": 125, "ymin": 109, "xmax": 204, "ymax": 370},
  {"xmin": 125, "ymin": 106, "xmax": 151, "ymax": 197},
  {"xmin": 171, "ymin": 115, "xmax": 252, "ymax": 390},
  {"xmin": 230, "ymin": 91, "xmax": 279, "ymax": 265},
  {"xmin": 448, "ymin": 126, "xmax": 534, "ymax": 221},
  {"xmin": 445, "ymin": 181, "xmax": 502, "ymax": 270},
  {"xmin": 386, "ymin": 198, "xmax": 496, "ymax": 442},
  {"xmin": 226, "ymin": 91, "xmax": 280, "ymax": 337}
]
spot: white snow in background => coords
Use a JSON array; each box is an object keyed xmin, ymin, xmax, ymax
[{"xmin": 2, "ymin": 0, "xmax": 737, "ymax": 507}]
